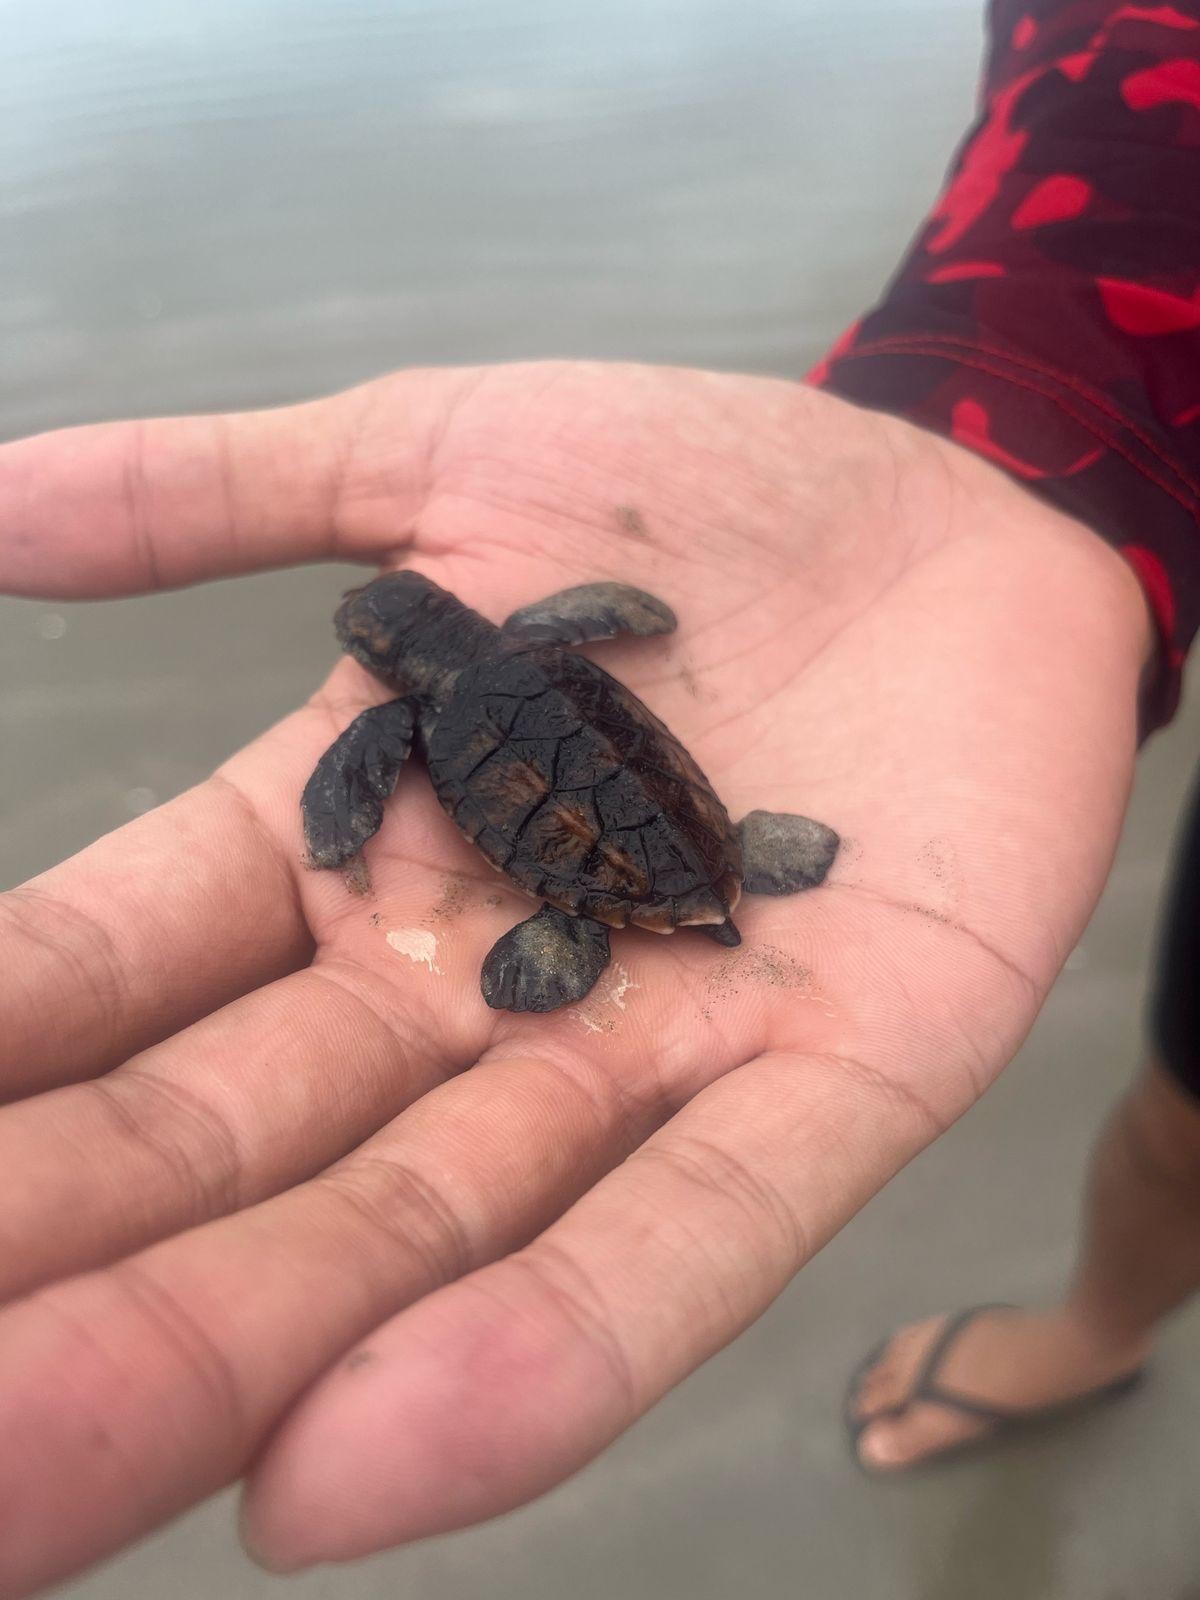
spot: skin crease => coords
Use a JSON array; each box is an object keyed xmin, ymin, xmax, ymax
[{"xmin": 0, "ymin": 361, "xmax": 1153, "ymax": 1591}]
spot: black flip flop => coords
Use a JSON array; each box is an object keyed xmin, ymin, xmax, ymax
[{"xmin": 844, "ymin": 1303, "xmax": 1145, "ymax": 1476}]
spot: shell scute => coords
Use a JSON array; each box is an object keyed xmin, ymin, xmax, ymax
[{"xmin": 426, "ymin": 646, "xmax": 739, "ymax": 926}]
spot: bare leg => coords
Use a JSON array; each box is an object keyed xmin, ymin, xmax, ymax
[
  {"xmin": 1065, "ymin": 1060, "xmax": 1200, "ymax": 1338},
  {"xmin": 851, "ymin": 1059, "xmax": 1200, "ymax": 1470}
]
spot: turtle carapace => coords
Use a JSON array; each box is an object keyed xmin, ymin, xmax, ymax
[{"xmin": 302, "ymin": 572, "xmax": 839, "ymax": 1013}]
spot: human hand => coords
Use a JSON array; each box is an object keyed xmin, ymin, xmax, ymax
[{"xmin": 0, "ymin": 362, "xmax": 1151, "ymax": 1593}]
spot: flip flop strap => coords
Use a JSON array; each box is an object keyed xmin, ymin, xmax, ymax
[{"xmin": 907, "ymin": 1302, "xmax": 1026, "ymax": 1425}]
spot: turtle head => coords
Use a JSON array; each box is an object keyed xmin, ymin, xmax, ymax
[{"xmin": 334, "ymin": 571, "xmax": 493, "ymax": 704}]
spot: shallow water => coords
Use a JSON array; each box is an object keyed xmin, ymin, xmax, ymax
[{"xmin": 3, "ymin": 0, "xmax": 981, "ymax": 438}]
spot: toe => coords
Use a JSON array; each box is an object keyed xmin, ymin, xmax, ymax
[
  {"xmin": 857, "ymin": 1404, "xmax": 989, "ymax": 1473},
  {"xmin": 856, "ymin": 1418, "xmax": 912, "ymax": 1471},
  {"xmin": 848, "ymin": 1316, "xmax": 953, "ymax": 1423},
  {"xmin": 850, "ymin": 1330, "xmax": 912, "ymax": 1412},
  {"xmin": 852, "ymin": 1362, "xmax": 894, "ymax": 1420}
]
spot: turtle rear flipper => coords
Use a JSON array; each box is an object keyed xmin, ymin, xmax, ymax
[
  {"xmin": 502, "ymin": 582, "xmax": 676, "ymax": 646},
  {"xmin": 302, "ymin": 697, "xmax": 417, "ymax": 869},
  {"xmin": 738, "ymin": 810, "xmax": 840, "ymax": 895},
  {"xmin": 481, "ymin": 903, "xmax": 611, "ymax": 1012}
]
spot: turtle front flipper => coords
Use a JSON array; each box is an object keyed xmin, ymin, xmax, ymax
[
  {"xmin": 501, "ymin": 583, "xmax": 676, "ymax": 646},
  {"xmin": 738, "ymin": 810, "xmax": 840, "ymax": 895},
  {"xmin": 302, "ymin": 698, "xmax": 417, "ymax": 869},
  {"xmin": 481, "ymin": 903, "xmax": 611, "ymax": 1012}
]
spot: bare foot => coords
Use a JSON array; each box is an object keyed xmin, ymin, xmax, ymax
[{"xmin": 850, "ymin": 1306, "xmax": 1149, "ymax": 1472}]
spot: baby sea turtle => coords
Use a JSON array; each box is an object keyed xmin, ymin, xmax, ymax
[{"xmin": 302, "ymin": 572, "xmax": 839, "ymax": 1013}]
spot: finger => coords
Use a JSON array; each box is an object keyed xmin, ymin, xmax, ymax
[
  {"xmin": 0, "ymin": 368, "xmax": 471, "ymax": 598},
  {"xmin": 0, "ymin": 726, "xmax": 582, "ymax": 1291},
  {"xmin": 0, "ymin": 950, "xmax": 483, "ymax": 1300},
  {"xmin": 0, "ymin": 1040, "xmax": 674, "ymax": 1599},
  {"xmin": 240, "ymin": 1047, "xmax": 947, "ymax": 1570},
  {"xmin": 1, "ymin": 765, "xmax": 312, "ymax": 1102}
]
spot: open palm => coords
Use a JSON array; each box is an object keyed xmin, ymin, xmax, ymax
[{"xmin": 0, "ymin": 361, "xmax": 1149, "ymax": 1594}]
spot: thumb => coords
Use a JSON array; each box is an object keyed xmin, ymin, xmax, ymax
[{"xmin": 0, "ymin": 366, "xmax": 473, "ymax": 598}]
